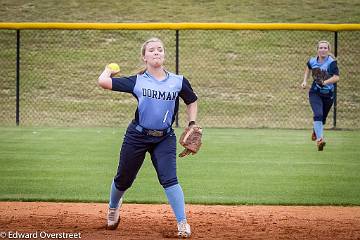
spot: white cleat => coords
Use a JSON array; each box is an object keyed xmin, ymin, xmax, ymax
[
  {"xmin": 107, "ymin": 198, "xmax": 123, "ymax": 230},
  {"xmin": 177, "ymin": 220, "xmax": 191, "ymax": 238}
]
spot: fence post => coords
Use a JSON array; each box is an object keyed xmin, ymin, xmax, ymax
[
  {"xmin": 175, "ymin": 30, "xmax": 179, "ymax": 127},
  {"xmin": 16, "ymin": 30, "xmax": 20, "ymax": 126},
  {"xmin": 333, "ymin": 31, "xmax": 338, "ymax": 129}
]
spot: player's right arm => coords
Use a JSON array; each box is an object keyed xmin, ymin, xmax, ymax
[
  {"xmin": 98, "ymin": 66, "xmax": 136, "ymax": 93},
  {"xmin": 98, "ymin": 66, "xmax": 115, "ymax": 89},
  {"xmin": 301, "ymin": 59, "xmax": 312, "ymax": 89},
  {"xmin": 301, "ymin": 66, "xmax": 310, "ymax": 89}
]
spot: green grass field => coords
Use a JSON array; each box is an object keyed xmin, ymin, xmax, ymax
[
  {"xmin": 1, "ymin": 127, "xmax": 359, "ymax": 205},
  {"xmin": 1, "ymin": 1, "xmax": 360, "ymax": 206}
]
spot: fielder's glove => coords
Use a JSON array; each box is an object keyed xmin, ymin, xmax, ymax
[
  {"xmin": 315, "ymin": 77, "xmax": 325, "ymax": 87},
  {"xmin": 178, "ymin": 124, "xmax": 203, "ymax": 158},
  {"xmin": 312, "ymin": 68, "xmax": 329, "ymax": 87}
]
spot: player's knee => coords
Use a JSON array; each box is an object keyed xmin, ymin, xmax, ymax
[
  {"xmin": 113, "ymin": 177, "xmax": 133, "ymax": 191},
  {"xmin": 313, "ymin": 115, "xmax": 323, "ymax": 122},
  {"xmin": 160, "ymin": 177, "xmax": 178, "ymax": 189}
]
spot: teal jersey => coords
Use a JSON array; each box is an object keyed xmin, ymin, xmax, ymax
[
  {"xmin": 111, "ymin": 71, "xmax": 197, "ymax": 130},
  {"xmin": 307, "ymin": 56, "xmax": 339, "ymax": 93}
]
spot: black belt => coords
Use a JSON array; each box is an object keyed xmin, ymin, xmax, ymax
[{"xmin": 134, "ymin": 124, "xmax": 171, "ymax": 137}]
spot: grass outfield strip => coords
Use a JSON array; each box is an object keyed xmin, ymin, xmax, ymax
[{"xmin": 0, "ymin": 127, "xmax": 359, "ymax": 205}]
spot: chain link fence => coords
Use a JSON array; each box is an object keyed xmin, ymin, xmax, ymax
[{"xmin": 0, "ymin": 27, "xmax": 359, "ymax": 129}]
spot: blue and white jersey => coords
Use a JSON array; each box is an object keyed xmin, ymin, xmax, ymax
[
  {"xmin": 111, "ymin": 71, "xmax": 197, "ymax": 130},
  {"xmin": 307, "ymin": 56, "xmax": 339, "ymax": 93}
]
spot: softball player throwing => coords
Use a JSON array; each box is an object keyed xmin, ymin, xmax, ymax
[
  {"xmin": 98, "ymin": 37, "xmax": 198, "ymax": 237},
  {"xmin": 301, "ymin": 40, "xmax": 339, "ymax": 151}
]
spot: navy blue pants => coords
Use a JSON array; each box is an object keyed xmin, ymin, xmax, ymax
[
  {"xmin": 113, "ymin": 122, "xmax": 178, "ymax": 191},
  {"xmin": 309, "ymin": 91, "xmax": 334, "ymax": 124}
]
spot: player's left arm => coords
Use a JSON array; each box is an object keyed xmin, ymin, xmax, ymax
[
  {"xmin": 178, "ymin": 77, "xmax": 201, "ymax": 157},
  {"xmin": 186, "ymin": 101, "xmax": 198, "ymax": 124},
  {"xmin": 179, "ymin": 77, "xmax": 198, "ymax": 125},
  {"xmin": 324, "ymin": 61, "xmax": 340, "ymax": 85}
]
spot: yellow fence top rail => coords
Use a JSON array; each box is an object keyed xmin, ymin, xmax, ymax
[{"xmin": 0, "ymin": 22, "xmax": 360, "ymax": 31}]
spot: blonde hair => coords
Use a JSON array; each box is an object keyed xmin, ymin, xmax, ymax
[
  {"xmin": 137, "ymin": 37, "xmax": 165, "ymax": 74},
  {"xmin": 317, "ymin": 40, "xmax": 336, "ymax": 60}
]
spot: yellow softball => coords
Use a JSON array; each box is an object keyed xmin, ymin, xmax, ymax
[{"xmin": 108, "ymin": 63, "xmax": 120, "ymax": 72}]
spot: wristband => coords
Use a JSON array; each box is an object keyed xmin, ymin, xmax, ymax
[{"xmin": 188, "ymin": 121, "xmax": 196, "ymax": 127}]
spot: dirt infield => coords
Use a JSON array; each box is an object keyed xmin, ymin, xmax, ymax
[{"xmin": 0, "ymin": 202, "xmax": 360, "ymax": 240}]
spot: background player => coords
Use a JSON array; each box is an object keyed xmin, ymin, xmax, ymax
[
  {"xmin": 98, "ymin": 37, "xmax": 198, "ymax": 237},
  {"xmin": 301, "ymin": 40, "xmax": 339, "ymax": 151}
]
